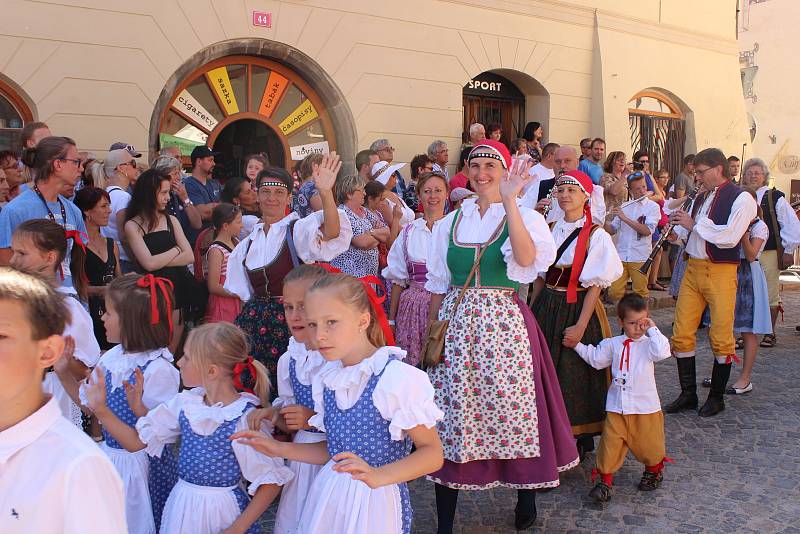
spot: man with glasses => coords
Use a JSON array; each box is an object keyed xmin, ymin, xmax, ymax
[
  {"xmin": 665, "ymin": 148, "xmax": 757, "ymax": 418},
  {"xmin": 370, "ymin": 138, "xmax": 406, "ymax": 197},
  {"xmin": 579, "ymin": 138, "xmax": 592, "ymax": 161},
  {"xmin": 741, "ymin": 157, "xmax": 800, "ymax": 347},
  {"xmin": 427, "ymin": 140, "xmax": 450, "ymax": 179}
]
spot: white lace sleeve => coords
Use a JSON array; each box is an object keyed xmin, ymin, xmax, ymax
[
  {"xmin": 424, "ymin": 214, "xmax": 454, "ymax": 294},
  {"xmin": 372, "ymin": 361, "xmax": 444, "ymax": 441},
  {"xmin": 293, "ymin": 208, "xmax": 354, "ymax": 262},
  {"xmin": 232, "ymin": 415, "xmax": 294, "ymax": 493},
  {"xmin": 579, "ymin": 228, "xmax": 623, "ymax": 288},
  {"xmin": 500, "ymin": 206, "xmax": 557, "ymax": 283},
  {"xmin": 135, "ymin": 392, "xmax": 183, "ymax": 457},
  {"xmin": 224, "ymin": 234, "xmax": 254, "ymax": 302},
  {"xmin": 142, "ymin": 358, "xmax": 180, "ymax": 410}
]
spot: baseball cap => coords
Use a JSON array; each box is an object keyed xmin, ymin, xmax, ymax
[
  {"xmin": 190, "ymin": 145, "xmax": 216, "ymax": 160},
  {"xmin": 109, "ymin": 142, "xmax": 142, "ymax": 158},
  {"xmin": 103, "ymin": 149, "xmax": 134, "ymax": 173}
]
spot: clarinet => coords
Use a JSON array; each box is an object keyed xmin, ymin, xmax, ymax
[
  {"xmin": 541, "ymin": 168, "xmax": 565, "ymax": 218},
  {"xmin": 638, "ymin": 184, "xmax": 702, "ymax": 275}
]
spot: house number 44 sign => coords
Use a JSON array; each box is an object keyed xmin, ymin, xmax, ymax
[{"xmin": 252, "ymin": 11, "xmax": 272, "ymax": 28}]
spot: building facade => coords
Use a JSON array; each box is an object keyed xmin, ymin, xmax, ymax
[{"xmin": 0, "ymin": 0, "xmax": 747, "ymax": 179}]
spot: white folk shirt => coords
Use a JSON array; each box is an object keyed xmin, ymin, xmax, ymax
[
  {"xmin": 575, "ymin": 328, "xmax": 671, "ymax": 414},
  {"xmin": 755, "ymin": 185, "xmax": 800, "ymax": 253},
  {"xmin": 0, "ymin": 396, "xmax": 127, "ymax": 533},
  {"xmin": 676, "ymin": 186, "xmax": 757, "ymax": 260},
  {"xmin": 522, "ymin": 163, "xmax": 555, "ymax": 194},
  {"xmin": 609, "ymin": 197, "xmax": 662, "ymax": 262},
  {"xmin": 382, "ymin": 218, "xmax": 434, "ymax": 287}
]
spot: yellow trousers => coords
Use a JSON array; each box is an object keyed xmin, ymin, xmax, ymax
[
  {"xmin": 608, "ymin": 261, "xmax": 649, "ymax": 302},
  {"xmin": 671, "ymin": 259, "xmax": 738, "ymax": 358},
  {"xmin": 759, "ymin": 249, "xmax": 780, "ymax": 307},
  {"xmin": 596, "ymin": 411, "xmax": 665, "ymax": 474}
]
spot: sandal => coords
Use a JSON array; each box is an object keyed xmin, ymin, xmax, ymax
[
  {"xmin": 648, "ymin": 283, "xmax": 667, "ymax": 291},
  {"xmin": 760, "ymin": 334, "xmax": 776, "ymax": 348}
]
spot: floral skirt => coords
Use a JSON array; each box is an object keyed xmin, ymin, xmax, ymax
[
  {"xmin": 235, "ymin": 297, "xmax": 290, "ymax": 396},
  {"xmin": 395, "ymin": 282, "xmax": 431, "ymax": 367},
  {"xmin": 427, "ymin": 287, "xmax": 578, "ymax": 490},
  {"xmin": 532, "ymin": 287, "xmax": 611, "ymax": 438}
]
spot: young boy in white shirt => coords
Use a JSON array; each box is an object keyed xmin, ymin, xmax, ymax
[
  {"xmin": 573, "ymin": 293, "xmax": 672, "ymax": 503},
  {"xmin": 0, "ymin": 267, "xmax": 126, "ymax": 533},
  {"xmin": 606, "ymin": 172, "xmax": 662, "ymax": 301}
]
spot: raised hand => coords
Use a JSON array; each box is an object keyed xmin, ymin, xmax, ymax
[
  {"xmin": 125, "ymin": 367, "xmax": 146, "ymax": 417},
  {"xmin": 315, "ymin": 152, "xmax": 342, "ymax": 192},
  {"xmin": 499, "ymin": 158, "xmax": 533, "ymax": 201},
  {"xmin": 332, "ymin": 452, "xmax": 386, "ymax": 489},
  {"xmin": 84, "ymin": 367, "xmax": 110, "ymax": 416}
]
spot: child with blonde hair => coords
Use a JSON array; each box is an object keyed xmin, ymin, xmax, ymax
[
  {"xmin": 234, "ymin": 272, "xmax": 444, "ymax": 534},
  {"xmin": 86, "ymin": 321, "xmax": 292, "ymax": 534}
]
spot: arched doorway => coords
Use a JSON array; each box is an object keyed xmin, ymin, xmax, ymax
[
  {"xmin": 151, "ymin": 42, "xmax": 357, "ymax": 178},
  {"xmin": 463, "ymin": 72, "xmax": 525, "ymax": 145},
  {"xmin": 628, "ymin": 90, "xmax": 688, "ymax": 179}
]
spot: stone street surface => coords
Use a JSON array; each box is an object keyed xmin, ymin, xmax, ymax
[{"xmin": 259, "ymin": 290, "xmax": 800, "ymax": 533}]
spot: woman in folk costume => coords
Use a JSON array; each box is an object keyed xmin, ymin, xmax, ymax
[
  {"xmin": 383, "ymin": 171, "xmax": 448, "ymax": 366},
  {"xmin": 224, "ymin": 155, "xmax": 353, "ymax": 393},
  {"xmin": 530, "ymin": 170, "xmax": 623, "ymax": 458},
  {"xmin": 425, "ymin": 140, "xmax": 579, "ymax": 533}
]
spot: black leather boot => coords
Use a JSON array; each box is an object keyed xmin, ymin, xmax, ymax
[
  {"xmin": 514, "ymin": 489, "xmax": 537, "ymax": 530},
  {"xmin": 699, "ymin": 361, "xmax": 732, "ymax": 417},
  {"xmin": 664, "ymin": 356, "xmax": 698, "ymax": 413}
]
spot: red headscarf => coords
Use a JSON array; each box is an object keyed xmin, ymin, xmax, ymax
[
  {"xmin": 556, "ymin": 170, "xmax": 594, "ymax": 304},
  {"xmin": 467, "ymin": 140, "xmax": 512, "ymax": 170}
]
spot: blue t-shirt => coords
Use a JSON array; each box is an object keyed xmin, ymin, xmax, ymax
[
  {"xmin": 578, "ymin": 159, "xmax": 604, "ymax": 185},
  {"xmin": 0, "ymin": 187, "xmax": 87, "ymax": 290},
  {"xmin": 184, "ymin": 175, "xmax": 221, "ymax": 244}
]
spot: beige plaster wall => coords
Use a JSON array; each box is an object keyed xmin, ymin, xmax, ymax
[{"xmin": 0, "ymin": 0, "xmax": 745, "ymax": 173}]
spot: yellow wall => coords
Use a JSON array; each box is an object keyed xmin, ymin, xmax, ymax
[{"xmin": 0, "ymin": 0, "xmax": 747, "ymax": 171}]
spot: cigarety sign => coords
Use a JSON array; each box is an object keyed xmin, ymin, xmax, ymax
[
  {"xmin": 290, "ymin": 141, "xmax": 330, "ymax": 161},
  {"xmin": 172, "ymin": 90, "xmax": 218, "ymax": 131}
]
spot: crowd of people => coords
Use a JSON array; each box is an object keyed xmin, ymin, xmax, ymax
[{"xmin": 2, "ymin": 117, "xmax": 799, "ymax": 534}]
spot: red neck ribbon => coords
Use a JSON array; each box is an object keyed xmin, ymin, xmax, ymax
[
  {"xmin": 136, "ymin": 274, "xmax": 174, "ymax": 335},
  {"xmin": 620, "ymin": 338, "xmax": 633, "ymax": 372},
  {"xmin": 233, "ymin": 356, "xmax": 256, "ymax": 394},
  {"xmin": 566, "ymin": 202, "xmax": 593, "ymax": 304}
]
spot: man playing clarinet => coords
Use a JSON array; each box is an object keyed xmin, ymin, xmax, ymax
[{"xmin": 664, "ymin": 148, "xmax": 757, "ymax": 417}]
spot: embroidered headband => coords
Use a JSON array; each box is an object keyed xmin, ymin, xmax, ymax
[
  {"xmin": 257, "ymin": 179, "xmax": 290, "ymax": 191},
  {"xmin": 467, "ymin": 140, "xmax": 512, "ymax": 170},
  {"xmin": 136, "ymin": 274, "xmax": 174, "ymax": 335}
]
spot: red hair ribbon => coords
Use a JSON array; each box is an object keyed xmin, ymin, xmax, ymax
[
  {"xmin": 64, "ymin": 229, "xmax": 87, "ymax": 253},
  {"xmin": 233, "ymin": 356, "xmax": 257, "ymax": 394},
  {"xmin": 357, "ymin": 275, "xmax": 395, "ymax": 346},
  {"xmin": 136, "ymin": 274, "xmax": 174, "ymax": 335}
]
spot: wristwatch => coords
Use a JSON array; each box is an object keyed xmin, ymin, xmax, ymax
[{"xmin": 183, "ymin": 198, "xmax": 193, "ymax": 206}]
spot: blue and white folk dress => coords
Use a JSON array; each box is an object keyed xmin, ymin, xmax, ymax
[
  {"xmin": 79, "ymin": 346, "xmax": 180, "ymax": 534},
  {"xmin": 300, "ymin": 346, "xmax": 443, "ymax": 534},
  {"xmin": 273, "ymin": 337, "xmax": 328, "ymax": 534},
  {"xmin": 135, "ymin": 389, "xmax": 294, "ymax": 534}
]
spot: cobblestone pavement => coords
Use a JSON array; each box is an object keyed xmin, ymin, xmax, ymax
[{"xmin": 259, "ymin": 291, "xmax": 800, "ymax": 533}]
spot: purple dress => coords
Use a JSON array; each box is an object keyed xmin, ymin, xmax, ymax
[{"xmin": 394, "ymin": 225, "xmax": 431, "ymax": 367}]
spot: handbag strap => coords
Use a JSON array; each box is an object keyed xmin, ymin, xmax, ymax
[
  {"xmin": 766, "ymin": 189, "xmax": 784, "ymax": 257},
  {"xmin": 450, "ymin": 216, "xmax": 507, "ymax": 313}
]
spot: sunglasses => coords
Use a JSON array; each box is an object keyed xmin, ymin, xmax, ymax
[{"xmin": 120, "ymin": 160, "xmax": 137, "ymax": 169}]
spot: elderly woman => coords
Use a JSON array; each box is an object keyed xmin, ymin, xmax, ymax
[
  {"xmin": 741, "ymin": 157, "xmax": 800, "ymax": 347},
  {"xmin": 225, "ymin": 156, "xmax": 352, "ymax": 390},
  {"xmin": 426, "ymin": 140, "xmax": 577, "ymax": 533},
  {"xmin": 330, "ymin": 173, "xmax": 390, "ymax": 278}
]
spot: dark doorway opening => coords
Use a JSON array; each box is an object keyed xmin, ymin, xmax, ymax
[
  {"xmin": 463, "ymin": 72, "xmax": 525, "ymax": 147},
  {"xmin": 212, "ymin": 119, "xmax": 285, "ymax": 182}
]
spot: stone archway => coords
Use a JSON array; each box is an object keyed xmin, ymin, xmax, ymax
[{"xmin": 148, "ymin": 39, "xmax": 357, "ymax": 174}]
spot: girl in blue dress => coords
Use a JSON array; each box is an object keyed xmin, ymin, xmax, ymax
[
  {"xmin": 233, "ymin": 271, "xmax": 445, "ymax": 534},
  {"xmin": 79, "ymin": 273, "xmax": 180, "ymax": 534},
  {"xmin": 85, "ymin": 321, "xmax": 293, "ymax": 534}
]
